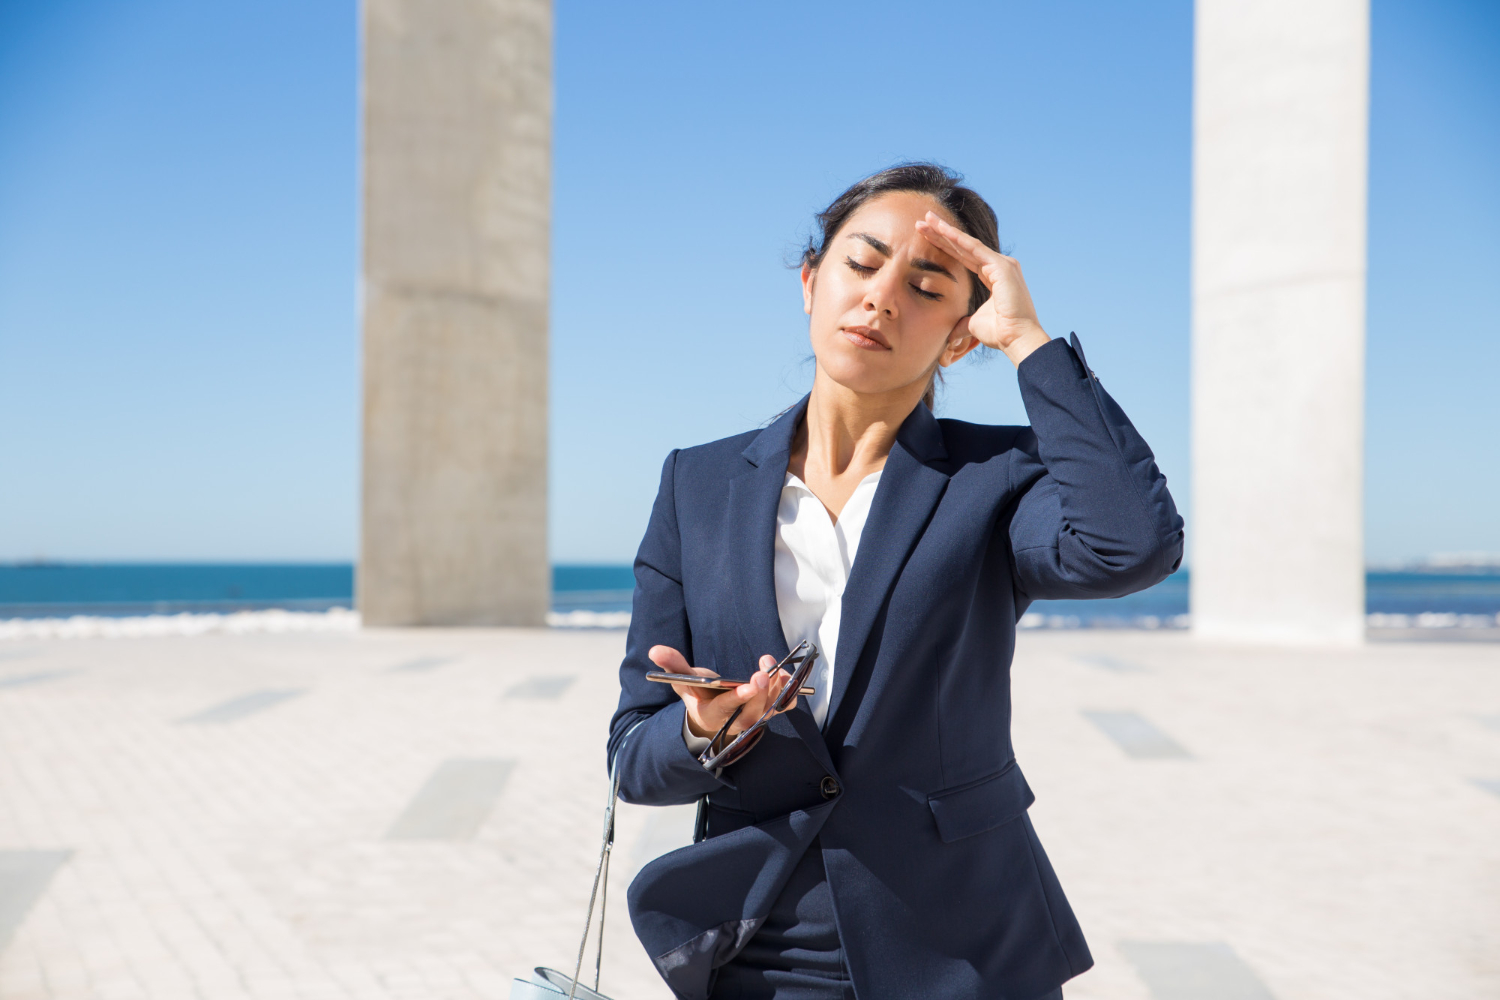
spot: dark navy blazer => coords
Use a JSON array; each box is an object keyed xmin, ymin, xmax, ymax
[{"xmin": 608, "ymin": 336, "xmax": 1184, "ymax": 1000}]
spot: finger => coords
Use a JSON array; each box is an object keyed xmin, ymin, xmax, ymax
[
  {"xmin": 916, "ymin": 230, "xmax": 991, "ymax": 289},
  {"xmin": 650, "ymin": 645, "xmax": 728, "ymax": 705},
  {"xmin": 758, "ymin": 654, "xmax": 778, "ymax": 673},
  {"xmin": 736, "ymin": 669, "xmax": 771, "ymax": 698},
  {"xmin": 728, "ymin": 686, "xmax": 772, "ymax": 735},
  {"xmin": 943, "ymin": 315, "xmax": 973, "ymax": 357},
  {"xmin": 767, "ymin": 671, "xmax": 799, "ymax": 714},
  {"xmin": 648, "ymin": 645, "xmax": 694, "ymax": 673},
  {"xmin": 917, "ymin": 210, "xmax": 994, "ymax": 258},
  {"xmin": 914, "ymin": 219, "xmax": 991, "ymax": 277},
  {"xmin": 720, "ymin": 671, "xmax": 777, "ymax": 733},
  {"xmin": 697, "ymin": 669, "xmax": 764, "ymax": 710},
  {"xmin": 915, "ymin": 212, "xmax": 1005, "ymax": 278},
  {"xmin": 676, "ymin": 687, "xmax": 716, "ymax": 705}
]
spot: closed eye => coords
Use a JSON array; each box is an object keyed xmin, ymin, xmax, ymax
[{"xmin": 845, "ymin": 255, "xmax": 942, "ymax": 301}]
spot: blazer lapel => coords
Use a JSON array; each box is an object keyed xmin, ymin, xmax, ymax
[
  {"xmin": 826, "ymin": 404, "xmax": 950, "ymax": 727},
  {"xmin": 726, "ymin": 399, "xmax": 805, "ymax": 675},
  {"xmin": 726, "ymin": 468, "xmax": 791, "ymax": 672}
]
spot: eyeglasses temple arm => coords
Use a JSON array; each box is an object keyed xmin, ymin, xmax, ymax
[{"xmin": 704, "ymin": 703, "xmax": 744, "ymax": 759}]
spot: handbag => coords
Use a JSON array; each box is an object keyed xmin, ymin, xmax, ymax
[{"xmin": 509, "ymin": 732, "xmax": 636, "ymax": 1000}]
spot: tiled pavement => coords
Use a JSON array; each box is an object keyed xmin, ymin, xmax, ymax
[{"xmin": 0, "ymin": 628, "xmax": 1497, "ymax": 999}]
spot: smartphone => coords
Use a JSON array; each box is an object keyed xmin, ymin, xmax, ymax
[{"xmin": 644, "ymin": 673, "xmax": 815, "ymax": 696}]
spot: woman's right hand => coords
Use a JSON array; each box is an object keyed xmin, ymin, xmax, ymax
[{"xmin": 648, "ymin": 645, "xmax": 796, "ymax": 742}]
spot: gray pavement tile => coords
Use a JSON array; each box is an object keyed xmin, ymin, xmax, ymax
[
  {"xmin": 387, "ymin": 759, "xmax": 516, "ymax": 840},
  {"xmin": 1083, "ymin": 710, "xmax": 1191, "ymax": 759},
  {"xmin": 1472, "ymin": 778, "xmax": 1500, "ymax": 799},
  {"xmin": 1478, "ymin": 714, "xmax": 1500, "ymax": 732},
  {"xmin": 178, "ymin": 688, "xmax": 307, "ymax": 724},
  {"xmin": 1120, "ymin": 941, "xmax": 1277, "ymax": 1000},
  {"xmin": 1075, "ymin": 653, "xmax": 1147, "ymax": 673},
  {"xmin": 0, "ymin": 669, "xmax": 75, "ymax": 689},
  {"xmin": 505, "ymin": 675, "xmax": 576, "ymax": 700},
  {"xmin": 392, "ymin": 656, "xmax": 455, "ymax": 673},
  {"xmin": 0, "ymin": 850, "xmax": 72, "ymax": 954}
]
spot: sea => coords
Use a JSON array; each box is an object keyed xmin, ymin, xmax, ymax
[{"xmin": 2, "ymin": 563, "xmax": 1499, "ymax": 631}]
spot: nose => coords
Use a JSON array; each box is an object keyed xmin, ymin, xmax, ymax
[{"xmin": 863, "ymin": 267, "xmax": 900, "ymax": 319}]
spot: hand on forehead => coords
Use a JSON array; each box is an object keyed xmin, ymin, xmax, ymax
[{"xmin": 836, "ymin": 191, "xmax": 967, "ymax": 281}]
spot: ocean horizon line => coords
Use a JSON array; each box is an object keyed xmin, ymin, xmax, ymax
[
  {"xmin": 2, "ymin": 563, "xmax": 1499, "ymax": 629},
  {"xmin": 2, "ymin": 607, "xmax": 1496, "ymax": 643}
]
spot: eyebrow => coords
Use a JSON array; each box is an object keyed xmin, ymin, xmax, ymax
[
  {"xmin": 848, "ymin": 231, "xmax": 957, "ymax": 283},
  {"xmin": 849, "ymin": 232, "xmax": 892, "ymax": 256},
  {"xmin": 910, "ymin": 257, "xmax": 957, "ymax": 282}
]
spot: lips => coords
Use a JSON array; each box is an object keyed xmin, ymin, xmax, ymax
[{"xmin": 841, "ymin": 325, "xmax": 891, "ymax": 350}]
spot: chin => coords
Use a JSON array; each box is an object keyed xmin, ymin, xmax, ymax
[{"xmin": 817, "ymin": 353, "xmax": 914, "ymax": 397}]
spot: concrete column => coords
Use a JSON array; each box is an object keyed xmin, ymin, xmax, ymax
[
  {"xmin": 359, "ymin": 0, "xmax": 551, "ymax": 626},
  {"xmin": 1191, "ymin": 0, "xmax": 1369, "ymax": 645}
]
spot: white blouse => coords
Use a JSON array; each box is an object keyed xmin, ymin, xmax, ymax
[
  {"xmin": 684, "ymin": 468, "xmax": 883, "ymax": 752},
  {"xmin": 773, "ymin": 469, "xmax": 882, "ymax": 728}
]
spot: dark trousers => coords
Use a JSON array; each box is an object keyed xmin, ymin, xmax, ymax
[
  {"xmin": 710, "ymin": 843, "xmax": 851, "ymax": 1000},
  {"xmin": 710, "ymin": 843, "xmax": 1064, "ymax": 1000}
]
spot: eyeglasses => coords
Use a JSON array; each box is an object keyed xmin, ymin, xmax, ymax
[{"xmin": 698, "ymin": 640, "xmax": 819, "ymax": 771}]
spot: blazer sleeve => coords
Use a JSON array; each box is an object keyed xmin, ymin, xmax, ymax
[
  {"xmin": 606, "ymin": 449, "xmax": 729, "ymax": 805},
  {"xmin": 1006, "ymin": 334, "xmax": 1185, "ymax": 603}
]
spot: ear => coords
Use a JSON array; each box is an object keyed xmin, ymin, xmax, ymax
[
  {"xmin": 938, "ymin": 315, "xmax": 981, "ymax": 368},
  {"xmin": 801, "ymin": 262, "xmax": 816, "ymax": 315}
]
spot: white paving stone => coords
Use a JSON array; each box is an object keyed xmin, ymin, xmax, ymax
[{"xmin": 0, "ymin": 628, "xmax": 1496, "ymax": 999}]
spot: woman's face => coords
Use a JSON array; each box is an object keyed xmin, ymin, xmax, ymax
[{"xmin": 802, "ymin": 190, "xmax": 978, "ymax": 399}]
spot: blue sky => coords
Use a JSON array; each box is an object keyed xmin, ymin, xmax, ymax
[{"xmin": 0, "ymin": 0, "xmax": 1495, "ymax": 566}]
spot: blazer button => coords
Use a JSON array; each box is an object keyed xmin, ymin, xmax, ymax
[{"xmin": 820, "ymin": 776, "xmax": 840, "ymax": 799}]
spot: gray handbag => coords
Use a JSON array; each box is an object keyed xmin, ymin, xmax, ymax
[{"xmin": 509, "ymin": 734, "xmax": 635, "ymax": 1000}]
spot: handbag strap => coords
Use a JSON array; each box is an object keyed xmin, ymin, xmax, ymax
[{"xmin": 568, "ymin": 724, "xmax": 639, "ymax": 1000}]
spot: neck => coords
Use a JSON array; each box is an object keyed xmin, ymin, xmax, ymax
[{"xmin": 791, "ymin": 364, "xmax": 926, "ymax": 480}]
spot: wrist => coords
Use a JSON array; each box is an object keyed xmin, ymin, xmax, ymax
[
  {"xmin": 685, "ymin": 710, "xmax": 715, "ymax": 739},
  {"xmin": 1000, "ymin": 323, "xmax": 1050, "ymax": 367}
]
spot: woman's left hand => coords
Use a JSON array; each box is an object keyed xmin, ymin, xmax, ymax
[{"xmin": 914, "ymin": 211, "xmax": 1052, "ymax": 367}]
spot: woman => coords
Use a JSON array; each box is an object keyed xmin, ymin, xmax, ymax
[{"xmin": 607, "ymin": 164, "xmax": 1183, "ymax": 1000}]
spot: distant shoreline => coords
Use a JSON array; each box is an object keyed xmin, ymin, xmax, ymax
[
  {"xmin": 3, "ymin": 607, "xmax": 1496, "ymax": 642},
  {"xmin": 2, "ymin": 564, "xmax": 1499, "ymax": 632}
]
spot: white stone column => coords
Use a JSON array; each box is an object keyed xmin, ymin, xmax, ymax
[
  {"xmin": 359, "ymin": 0, "xmax": 551, "ymax": 626},
  {"xmin": 1191, "ymin": 0, "xmax": 1369, "ymax": 645}
]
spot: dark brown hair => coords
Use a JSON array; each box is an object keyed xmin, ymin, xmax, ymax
[{"xmin": 800, "ymin": 163, "xmax": 1001, "ymax": 407}]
